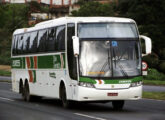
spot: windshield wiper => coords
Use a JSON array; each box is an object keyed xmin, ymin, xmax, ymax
[
  {"xmin": 112, "ymin": 47, "xmax": 128, "ymax": 78},
  {"xmin": 117, "ymin": 61, "xmax": 128, "ymax": 78},
  {"xmin": 98, "ymin": 49, "xmax": 111, "ymax": 78}
]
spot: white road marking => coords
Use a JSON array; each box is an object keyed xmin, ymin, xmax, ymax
[
  {"xmin": 0, "ymin": 97, "xmax": 14, "ymax": 102},
  {"xmin": 74, "ymin": 113, "xmax": 107, "ymax": 120}
]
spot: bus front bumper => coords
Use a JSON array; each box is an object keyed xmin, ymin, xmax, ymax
[{"xmin": 77, "ymin": 85, "xmax": 142, "ymax": 101}]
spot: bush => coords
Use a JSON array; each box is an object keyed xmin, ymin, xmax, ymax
[
  {"xmin": 143, "ymin": 68, "xmax": 165, "ymax": 81},
  {"xmin": 158, "ymin": 61, "xmax": 165, "ymax": 74},
  {"xmin": 142, "ymin": 53, "xmax": 159, "ymax": 68}
]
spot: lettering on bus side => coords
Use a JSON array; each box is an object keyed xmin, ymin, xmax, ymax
[
  {"xmin": 49, "ymin": 72, "xmax": 56, "ymax": 79},
  {"xmin": 12, "ymin": 60, "xmax": 21, "ymax": 68},
  {"xmin": 119, "ymin": 80, "xmax": 132, "ymax": 84}
]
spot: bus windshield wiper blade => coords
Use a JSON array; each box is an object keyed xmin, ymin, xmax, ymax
[
  {"xmin": 112, "ymin": 47, "xmax": 128, "ymax": 78},
  {"xmin": 98, "ymin": 49, "xmax": 111, "ymax": 78},
  {"xmin": 117, "ymin": 61, "xmax": 128, "ymax": 78}
]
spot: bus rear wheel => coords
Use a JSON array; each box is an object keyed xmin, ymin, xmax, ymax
[
  {"xmin": 112, "ymin": 100, "xmax": 125, "ymax": 110},
  {"xmin": 23, "ymin": 82, "xmax": 32, "ymax": 102}
]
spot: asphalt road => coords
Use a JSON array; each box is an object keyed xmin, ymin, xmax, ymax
[{"xmin": 0, "ymin": 82, "xmax": 165, "ymax": 120}]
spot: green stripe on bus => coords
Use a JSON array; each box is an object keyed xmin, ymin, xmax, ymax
[
  {"xmin": 33, "ymin": 70, "xmax": 36, "ymax": 83},
  {"xmin": 79, "ymin": 77, "xmax": 97, "ymax": 84},
  {"xmin": 11, "ymin": 58, "xmax": 22, "ymax": 69},
  {"xmin": 79, "ymin": 76, "xmax": 142, "ymax": 84},
  {"xmin": 22, "ymin": 57, "xmax": 25, "ymax": 69},
  {"xmin": 30, "ymin": 57, "xmax": 34, "ymax": 68}
]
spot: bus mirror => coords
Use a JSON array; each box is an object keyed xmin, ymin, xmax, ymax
[
  {"xmin": 140, "ymin": 35, "xmax": 152, "ymax": 56},
  {"xmin": 72, "ymin": 36, "xmax": 79, "ymax": 57}
]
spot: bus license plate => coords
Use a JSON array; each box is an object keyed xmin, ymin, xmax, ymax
[{"xmin": 107, "ymin": 93, "xmax": 118, "ymax": 96}]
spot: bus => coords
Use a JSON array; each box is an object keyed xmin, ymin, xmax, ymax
[{"xmin": 11, "ymin": 17, "xmax": 152, "ymax": 110}]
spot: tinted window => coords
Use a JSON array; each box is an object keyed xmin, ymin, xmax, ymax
[
  {"xmin": 56, "ymin": 25, "xmax": 65, "ymax": 51},
  {"xmin": 17, "ymin": 34, "xmax": 24, "ymax": 54},
  {"xmin": 29, "ymin": 31, "xmax": 38, "ymax": 53},
  {"xmin": 23, "ymin": 33, "xmax": 30, "ymax": 53},
  {"xmin": 37, "ymin": 30, "xmax": 47, "ymax": 52},
  {"xmin": 12, "ymin": 35, "xmax": 16, "ymax": 55},
  {"xmin": 67, "ymin": 23, "xmax": 77, "ymax": 80},
  {"xmin": 47, "ymin": 28, "xmax": 56, "ymax": 51}
]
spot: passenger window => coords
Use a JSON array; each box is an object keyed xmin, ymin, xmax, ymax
[
  {"xmin": 12, "ymin": 35, "xmax": 16, "ymax": 55},
  {"xmin": 47, "ymin": 28, "xmax": 56, "ymax": 51},
  {"xmin": 17, "ymin": 34, "xmax": 24, "ymax": 54},
  {"xmin": 23, "ymin": 33, "xmax": 30, "ymax": 54},
  {"xmin": 56, "ymin": 25, "xmax": 65, "ymax": 51},
  {"xmin": 29, "ymin": 31, "xmax": 38, "ymax": 53},
  {"xmin": 38, "ymin": 30, "xmax": 47, "ymax": 52}
]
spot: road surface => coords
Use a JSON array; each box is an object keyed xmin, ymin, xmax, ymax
[{"xmin": 0, "ymin": 82, "xmax": 165, "ymax": 120}]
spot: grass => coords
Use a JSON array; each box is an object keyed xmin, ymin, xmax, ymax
[
  {"xmin": 0, "ymin": 65, "xmax": 11, "ymax": 76},
  {"xmin": 143, "ymin": 92, "xmax": 165, "ymax": 100},
  {"xmin": 0, "ymin": 70, "xmax": 11, "ymax": 76},
  {"xmin": 143, "ymin": 80, "xmax": 165, "ymax": 86}
]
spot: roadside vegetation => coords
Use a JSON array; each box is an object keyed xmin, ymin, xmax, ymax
[
  {"xmin": 0, "ymin": 70, "xmax": 11, "ymax": 76},
  {"xmin": 0, "ymin": 1, "xmax": 164, "ymax": 82},
  {"xmin": 143, "ymin": 92, "xmax": 165, "ymax": 100},
  {"xmin": 143, "ymin": 69, "xmax": 165, "ymax": 86},
  {"xmin": 0, "ymin": 65, "xmax": 11, "ymax": 76}
]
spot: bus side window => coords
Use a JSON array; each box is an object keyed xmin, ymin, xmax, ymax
[
  {"xmin": 23, "ymin": 33, "xmax": 30, "ymax": 54},
  {"xmin": 56, "ymin": 25, "xmax": 65, "ymax": 51},
  {"xmin": 17, "ymin": 34, "xmax": 24, "ymax": 55},
  {"xmin": 47, "ymin": 27, "xmax": 56, "ymax": 52},
  {"xmin": 67, "ymin": 23, "xmax": 77, "ymax": 80},
  {"xmin": 38, "ymin": 29, "xmax": 47, "ymax": 52},
  {"xmin": 12, "ymin": 35, "xmax": 16, "ymax": 55},
  {"xmin": 29, "ymin": 31, "xmax": 38, "ymax": 53}
]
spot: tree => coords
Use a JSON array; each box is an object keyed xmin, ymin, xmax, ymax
[
  {"xmin": 71, "ymin": 1, "xmax": 114, "ymax": 16},
  {"xmin": 116, "ymin": 0, "xmax": 165, "ymax": 73},
  {"xmin": 0, "ymin": 4, "xmax": 30, "ymax": 65},
  {"xmin": 117, "ymin": 0, "xmax": 165, "ymax": 60}
]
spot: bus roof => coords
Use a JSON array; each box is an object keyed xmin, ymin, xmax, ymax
[{"xmin": 13, "ymin": 17, "xmax": 135, "ymax": 35}]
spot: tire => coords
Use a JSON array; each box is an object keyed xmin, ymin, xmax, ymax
[
  {"xmin": 61, "ymin": 85, "xmax": 71, "ymax": 108},
  {"xmin": 23, "ymin": 82, "xmax": 32, "ymax": 102},
  {"xmin": 112, "ymin": 100, "xmax": 125, "ymax": 110},
  {"xmin": 19, "ymin": 80, "xmax": 23, "ymax": 94}
]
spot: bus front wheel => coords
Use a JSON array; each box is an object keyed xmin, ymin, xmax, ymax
[
  {"xmin": 112, "ymin": 100, "xmax": 125, "ymax": 110},
  {"xmin": 60, "ymin": 85, "xmax": 71, "ymax": 108}
]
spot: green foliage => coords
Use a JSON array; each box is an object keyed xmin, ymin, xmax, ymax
[
  {"xmin": 0, "ymin": 70, "xmax": 11, "ymax": 76},
  {"xmin": 143, "ymin": 92, "xmax": 165, "ymax": 100},
  {"xmin": 71, "ymin": 2, "xmax": 114, "ymax": 16},
  {"xmin": 143, "ymin": 68, "xmax": 165, "ymax": 81},
  {"xmin": 0, "ymin": 4, "xmax": 30, "ymax": 65},
  {"xmin": 142, "ymin": 53, "xmax": 159, "ymax": 68},
  {"xmin": 143, "ymin": 80, "xmax": 165, "ymax": 86},
  {"xmin": 30, "ymin": 1, "xmax": 49, "ymax": 13},
  {"xmin": 117, "ymin": 0, "xmax": 165, "ymax": 60},
  {"xmin": 158, "ymin": 61, "xmax": 165, "ymax": 74},
  {"xmin": 0, "ymin": 4, "xmax": 30, "ymax": 31}
]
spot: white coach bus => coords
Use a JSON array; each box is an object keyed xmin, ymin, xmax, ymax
[{"xmin": 11, "ymin": 17, "xmax": 152, "ymax": 110}]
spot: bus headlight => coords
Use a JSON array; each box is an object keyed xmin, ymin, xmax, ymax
[
  {"xmin": 130, "ymin": 81, "xmax": 142, "ymax": 87},
  {"xmin": 78, "ymin": 82, "xmax": 95, "ymax": 88}
]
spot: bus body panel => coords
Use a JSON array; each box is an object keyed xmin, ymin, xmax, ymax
[
  {"xmin": 77, "ymin": 86, "xmax": 142, "ymax": 101},
  {"xmin": 11, "ymin": 17, "xmax": 145, "ymax": 102}
]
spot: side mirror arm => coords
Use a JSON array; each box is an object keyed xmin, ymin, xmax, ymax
[
  {"xmin": 139, "ymin": 35, "xmax": 152, "ymax": 56},
  {"xmin": 72, "ymin": 36, "xmax": 79, "ymax": 57}
]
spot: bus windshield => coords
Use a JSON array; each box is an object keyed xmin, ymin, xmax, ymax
[
  {"xmin": 78, "ymin": 23, "xmax": 141, "ymax": 78},
  {"xmin": 78, "ymin": 23, "xmax": 138, "ymax": 38}
]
